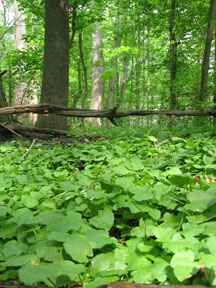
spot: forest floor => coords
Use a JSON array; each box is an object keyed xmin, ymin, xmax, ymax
[{"xmin": 0, "ymin": 125, "xmax": 216, "ymax": 287}]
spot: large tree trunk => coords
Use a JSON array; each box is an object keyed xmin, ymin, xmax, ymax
[
  {"xmin": 89, "ymin": 23, "xmax": 104, "ymax": 126},
  {"xmin": 37, "ymin": 0, "xmax": 69, "ymax": 130},
  {"xmin": 199, "ymin": 0, "xmax": 216, "ymax": 101},
  {"xmin": 169, "ymin": 0, "xmax": 178, "ymax": 109}
]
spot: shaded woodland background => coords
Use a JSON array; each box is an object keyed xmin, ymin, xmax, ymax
[{"xmin": 1, "ymin": 0, "xmax": 216, "ymax": 130}]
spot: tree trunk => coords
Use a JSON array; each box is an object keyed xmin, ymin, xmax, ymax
[
  {"xmin": 199, "ymin": 0, "xmax": 216, "ymax": 101},
  {"xmin": 214, "ymin": 29, "xmax": 216, "ymax": 106},
  {"xmin": 107, "ymin": 25, "xmax": 121, "ymax": 110},
  {"xmin": 79, "ymin": 31, "xmax": 88, "ymax": 108},
  {"xmin": 108, "ymin": 77, "xmax": 115, "ymax": 109},
  {"xmin": 14, "ymin": 0, "xmax": 28, "ymax": 106},
  {"xmin": 69, "ymin": 5, "xmax": 77, "ymax": 49},
  {"xmin": 89, "ymin": 23, "xmax": 104, "ymax": 126},
  {"xmin": 119, "ymin": 57, "xmax": 129, "ymax": 107},
  {"xmin": 0, "ymin": 71, "xmax": 11, "ymax": 122},
  {"xmin": 37, "ymin": 0, "xmax": 69, "ymax": 130},
  {"xmin": 169, "ymin": 0, "xmax": 178, "ymax": 109}
]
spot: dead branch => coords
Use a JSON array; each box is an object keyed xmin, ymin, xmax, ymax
[
  {"xmin": 0, "ymin": 123, "xmax": 23, "ymax": 138},
  {"xmin": 0, "ymin": 104, "xmax": 215, "ymax": 120}
]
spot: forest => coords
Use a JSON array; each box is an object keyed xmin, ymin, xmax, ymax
[{"xmin": 1, "ymin": 0, "xmax": 216, "ymax": 287}]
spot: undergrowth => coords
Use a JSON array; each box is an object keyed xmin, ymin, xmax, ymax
[{"xmin": 0, "ymin": 127, "xmax": 216, "ymax": 287}]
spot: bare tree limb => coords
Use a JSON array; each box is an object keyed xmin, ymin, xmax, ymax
[
  {"xmin": 0, "ymin": 104, "xmax": 215, "ymax": 116},
  {"xmin": 0, "ymin": 104, "xmax": 215, "ymax": 121}
]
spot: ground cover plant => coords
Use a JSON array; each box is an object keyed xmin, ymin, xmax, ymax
[{"xmin": 1, "ymin": 129, "xmax": 216, "ymax": 287}]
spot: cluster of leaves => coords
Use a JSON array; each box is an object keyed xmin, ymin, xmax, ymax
[{"xmin": 1, "ymin": 134, "xmax": 216, "ymax": 287}]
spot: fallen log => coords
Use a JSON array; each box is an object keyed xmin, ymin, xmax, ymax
[
  {"xmin": 0, "ymin": 104, "xmax": 215, "ymax": 121},
  {"xmin": 0, "ymin": 123, "xmax": 69, "ymax": 141}
]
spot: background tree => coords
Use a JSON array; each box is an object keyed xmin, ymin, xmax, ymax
[
  {"xmin": 89, "ymin": 22, "xmax": 104, "ymax": 126},
  {"xmin": 169, "ymin": 0, "xmax": 178, "ymax": 109},
  {"xmin": 1, "ymin": 0, "xmax": 216, "ymax": 128},
  {"xmin": 37, "ymin": 0, "xmax": 69, "ymax": 130},
  {"xmin": 199, "ymin": 0, "xmax": 216, "ymax": 102}
]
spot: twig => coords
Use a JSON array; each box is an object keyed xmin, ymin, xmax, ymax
[{"xmin": 22, "ymin": 139, "xmax": 37, "ymax": 160}]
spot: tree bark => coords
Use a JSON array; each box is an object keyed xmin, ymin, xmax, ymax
[
  {"xmin": 13, "ymin": 0, "xmax": 28, "ymax": 105},
  {"xmin": 213, "ymin": 29, "xmax": 216, "ymax": 106},
  {"xmin": 199, "ymin": 0, "xmax": 216, "ymax": 101},
  {"xmin": 89, "ymin": 23, "xmax": 104, "ymax": 126},
  {"xmin": 107, "ymin": 23, "xmax": 121, "ymax": 110},
  {"xmin": 78, "ymin": 31, "xmax": 88, "ymax": 108},
  {"xmin": 119, "ymin": 57, "xmax": 129, "ymax": 107},
  {"xmin": 1, "ymin": 104, "xmax": 216, "ymax": 119},
  {"xmin": 37, "ymin": 0, "xmax": 69, "ymax": 130},
  {"xmin": 69, "ymin": 5, "xmax": 77, "ymax": 49},
  {"xmin": 0, "ymin": 71, "xmax": 11, "ymax": 122},
  {"xmin": 169, "ymin": 0, "xmax": 178, "ymax": 109}
]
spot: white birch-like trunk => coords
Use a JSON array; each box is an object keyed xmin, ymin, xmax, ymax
[
  {"xmin": 14, "ymin": 0, "xmax": 38, "ymax": 123},
  {"xmin": 90, "ymin": 23, "xmax": 104, "ymax": 126},
  {"xmin": 14, "ymin": 0, "xmax": 27, "ymax": 104}
]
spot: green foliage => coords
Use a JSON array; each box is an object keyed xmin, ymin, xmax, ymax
[
  {"xmin": 0, "ymin": 132, "xmax": 216, "ymax": 286},
  {"xmin": 1, "ymin": 0, "xmax": 213, "ymax": 112}
]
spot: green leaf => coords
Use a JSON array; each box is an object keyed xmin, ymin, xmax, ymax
[
  {"xmin": 164, "ymin": 235, "xmax": 200, "ymax": 253},
  {"xmin": 48, "ymin": 231, "xmax": 71, "ymax": 242},
  {"xmin": 35, "ymin": 211, "xmax": 62, "ymax": 225},
  {"xmin": 143, "ymin": 206, "xmax": 161, "ymax": 220},
  {"xmin": 126, "ymin": 157, "xmax": 144, "ymax": 171},
  {"xmin": 11, "ymin": 208, "xmax": 35, "ymax": 226},
  {"xmin": 136, "ymin": 242, "xmax": 153, "ymax": 253},
  {"xmin": 84, "ymin": 276, "xmax": 119, "ymax": 288},
  {"xmin": 206, "ymin": 236, "xmax": 216, "ymax": 255},
  {"xmin": 0, "ymin": 206, "xmax": 7, "ymax": 217},
  {"xmin": 112, "ymin": 164, "xmax": 130, "ymax": 176},
  {"xmin": 36, "ymin": 243, "xmax": 63, "ymax": 262},
  {"xmin": 169, "ymin": 174, "xmax": 194, "ymax": 187},
  {"xmin": 19, "ymin": 262, "xmax": 57, "ymax": 286},
  {"xmin": 153, "ymin": 183, "xmax": 170, "ymax": 201},
  {"xmin": 91, "ymin": 253, "xmax": 115, "ymax": 274},
  {"xmin": 91, "ymin": 247, "xmax": 127, "ymax": 275},
  {"xmin": 85, "ymin": 228, "xmax": 116, "ymax": 249},
  {"xmin": 63, "ymin": 233, "xmax": 93, "ymax": 263},
  {"xmin": 186, "ymin": 190, "xmax": 216, "ymax": 212},
  {"xmin": 164, "ymin": 167, "xmax": 182, "ymax": 176},
  {"xmin": 199, "ymin": 254, "xmax": 216, "ymax": 270},
  {"xmin": 130, "ymin": 257, "xmax": 153, "ymax": 283},
  {"xmin": 151, "ymin": 258, "xmax": 168, "ymax": 282},
  {"xmin": 133, "ymin": 186, "xmax": 153, "ymax": 202},
  {"xmin": 170, "ymin": 251, "xmax": 196, "ymax": 281},
  {"xmin": 21, "ymin": 195, "xmax": 39, "ymax": 208},
  {"xmin": 4, "ymin": 255, "xmax": 38, "ymax": 267},
  {"xmin": 47, "ymin": 212, "xmax": 83, "ymax": 232},
  {"xmin": 152, "ymin": 226, "xmax": 176, "ymax": 242},
  {"xmin": 89, "ymin": 208, "xmax": 114, "ymax": 231},
  {"xmin": 55, "ymin": 260, "xmax": 85, "ymax": 281},
  {"xmin": 2, "ymin": 240, "xmax": 27, "ymax": 257},
  {"xmin": 41, "ymin": 199, "xmax": 56, "ymax": 209}
]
